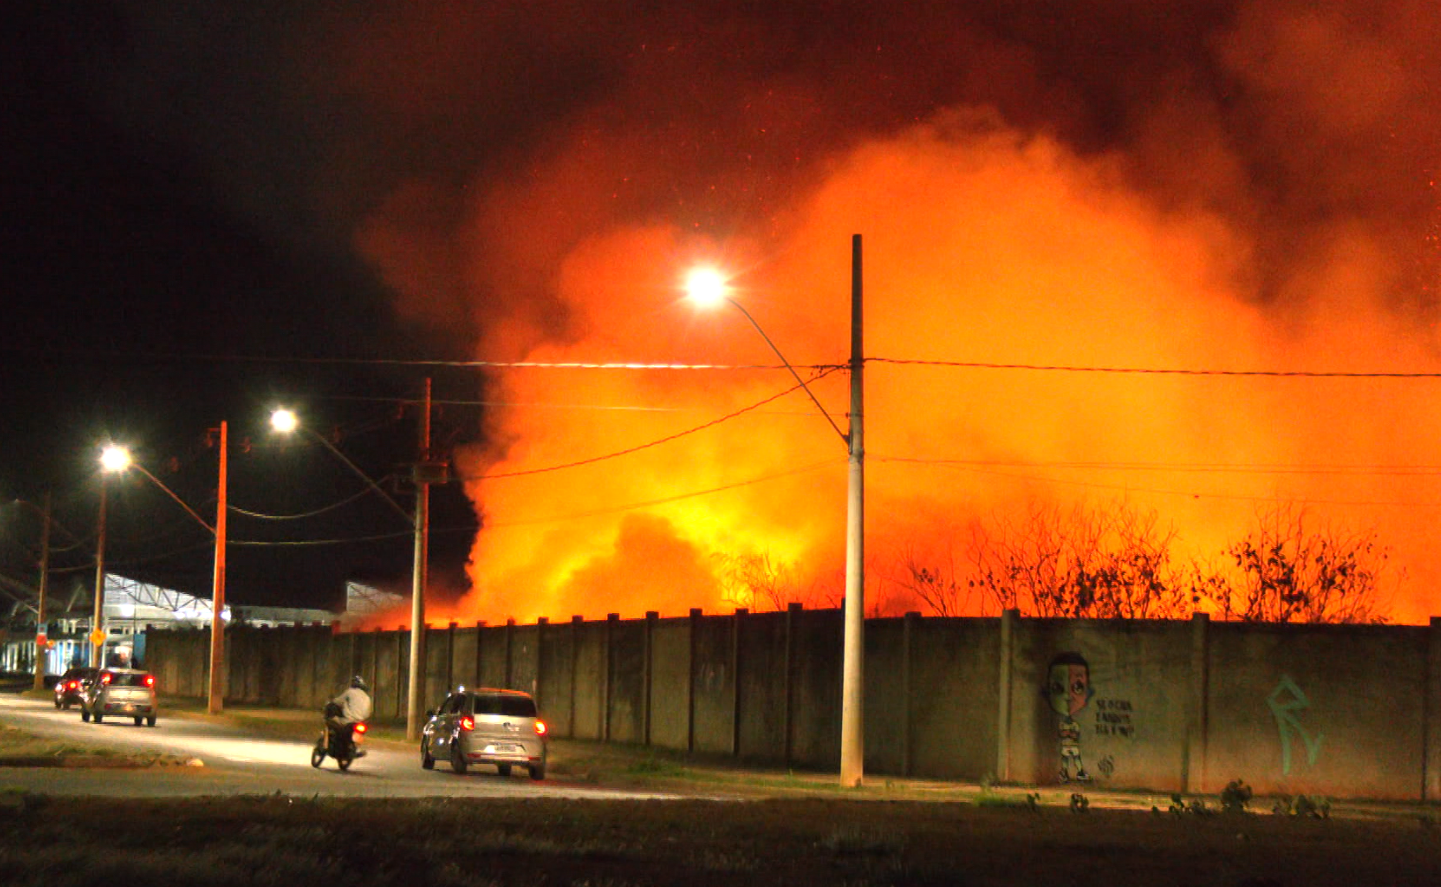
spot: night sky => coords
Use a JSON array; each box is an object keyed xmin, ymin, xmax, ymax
[{"xmin": 4, "ymin": 2, "xmax": 1440, "ymax": 622}]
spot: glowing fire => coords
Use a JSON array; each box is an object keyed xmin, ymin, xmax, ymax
[{"xmin": 341, "ymin": 6, "xmax": 1441, "ymax": 627}]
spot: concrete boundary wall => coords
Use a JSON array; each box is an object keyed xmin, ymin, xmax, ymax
[{"xmin": 143, "ymin": 609, "xmax": 1441, "ymax": 802}]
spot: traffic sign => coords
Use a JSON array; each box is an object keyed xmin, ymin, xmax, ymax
[{"xmin": 35, "ymin": 633, "xmax": 46, "ymax": 647}]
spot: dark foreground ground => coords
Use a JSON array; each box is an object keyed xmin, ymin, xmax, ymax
[{"xmin": 2, "ymin": 792, "xmax": 1440, "ymax": 887}]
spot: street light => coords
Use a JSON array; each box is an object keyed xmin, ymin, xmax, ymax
[
  {"xmin": 685, "ymin": 235, "xmax": 866, "ymax": 787},
  {"xmin": 102, "ymin": 431, "xmax": 229, "ymax": 713},
  {"xmin": 93, "ymin": 445, "xmax": 133, "ymax": 668},
  {"xmin": 271, "ymin": 393, "xmax": 436, "ymax": 742}
]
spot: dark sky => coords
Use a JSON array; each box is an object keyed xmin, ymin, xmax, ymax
[
  {"xmin": 2, "ymin": 1, "xmax": 1438, "ymax": 617},
  {"xmin": 2, "ymin": 3, "xmax": 484, "ymax": 612}
]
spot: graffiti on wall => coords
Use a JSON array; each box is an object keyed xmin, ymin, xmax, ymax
[
  {"xmin": 1044, "ymin": 652, "xmax": 1094, "ymax": 783},
  {"xmin": 1267, "ymin": 674, "xmax": 1324, "ymax": 776}
]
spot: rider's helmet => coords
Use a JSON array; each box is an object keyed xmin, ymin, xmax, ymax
[{"xmin": 350, "ymin": 675, "xmax": 369, "ymax": 692}]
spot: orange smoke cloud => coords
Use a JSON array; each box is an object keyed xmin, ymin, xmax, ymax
[
  {"xmin": 340, "ymin": 2, "xmax": 1441, "ymax": 625},
  {"xmin": 434, "ymin": 113, "xmax": 1440, "ymax": 625}
]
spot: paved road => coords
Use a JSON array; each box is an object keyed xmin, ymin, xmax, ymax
[{"xmin": 0, "ymin": 694, "xmax": 683, "ymax": 800}]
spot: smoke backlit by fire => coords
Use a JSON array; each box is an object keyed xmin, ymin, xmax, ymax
[{"xmin": 342, "ymin": 2, "xmax": 1441, "ymax": 625}]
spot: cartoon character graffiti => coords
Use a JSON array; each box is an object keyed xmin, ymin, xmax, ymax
[{"xmin": 1045, "ymin": 652, "xmax": 1094, "ymax": 783}]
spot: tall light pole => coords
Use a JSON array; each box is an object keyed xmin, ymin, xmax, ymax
[
  {"xmin": 407, "ymin": 379, "xmax": 434, "ymax": 742},
  {"xmin": 102, "ymin": 438, "xmax": 229, "ymax": 711},
  {"xmin": 271, "ymin": 402, "xmax": 434, "ymax": 739},
  {"xmin": 94, "ymin": 444, "xmax": 132, "ymax": 668},
  {"xmin": 209, "ymin": 421, "xmax": 228, "ymax": 714},
  {"xmin": 32, "ymin": 492, "xmax": 52, "ymax": 691},
  {"xmin": 686, "ymin": 234, "xmax": 866, "ymax": 786},
  {"xmin": 841, "ymin": 234, "xmax": 864, "ymax": 788}
]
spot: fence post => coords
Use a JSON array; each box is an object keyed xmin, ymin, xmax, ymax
[
  {"xmin": 732, "ymin": 608, "xmax": 747, "ymax": 758},
  {"xmin": 604, "ymin": 614, "xmax": 618, "ymax": 742},
  {"xmin": 785, "ymin": 603, "xmax": 802, "ymax": 765},
  {"xmin": 688, "ymin": 608, "xmax": 701, "ymax": 753},
  {"xmin": 995, "ymin": 609, "xmax": 1017, "ymax": 782},
  {"xmin": 1425, "ymin": 617, "xmax": 1441, "ymax": 801},
  {"xmin": 644, "ymin": 612, "xmax": 657, "ymax": 746},
  {"xmin": 535, "ymin": 617, "xmax": 548, "ymax": 703},
  {"xmin": 902, "ymin": 610, "xmax": 919, "ymax": 777},
  {"xmin": 570, "ymin": 616, "xmax": 582, "ymax": 738},
  {"xmin": 1185, "ymin": 612, "xmax": 1211, "ymax": 794}
]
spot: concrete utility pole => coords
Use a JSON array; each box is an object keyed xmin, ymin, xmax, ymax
[
  {"xmin": 208, "ymin": 420, "xmax": 228, "ymax": 714},
  {"xmin": 91, "ymin": 479, "xmax": 109, "ymax": 668},
  {"xmin": 839, "ymin": 233, "xmax": 866, "ymax": 787},
  {"xmin": 406, "ymin": 378, "xmax": 433, "ymax": 741},
  {"xmin": 32, "ymin": 492, "xmax": 51, "ymax": 691}
]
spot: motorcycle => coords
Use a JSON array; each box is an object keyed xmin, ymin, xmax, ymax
[{"xmin": 311, "ymin": 703, "xmax": 368, "ymax": 771}]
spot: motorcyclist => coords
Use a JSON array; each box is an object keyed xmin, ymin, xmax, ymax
[{"xmin": 324, "ymin": 675, "xmax": 373, "ymax": 753}]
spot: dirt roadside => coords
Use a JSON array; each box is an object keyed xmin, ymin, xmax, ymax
[{"xmin": 4, "ymin": 689, "xmax": 1441, "ymax": 885}]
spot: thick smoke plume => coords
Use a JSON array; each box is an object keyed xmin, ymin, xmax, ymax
[{"xmin": 328, "ymin": 2, "xmax": 1441, "ymax": 623}]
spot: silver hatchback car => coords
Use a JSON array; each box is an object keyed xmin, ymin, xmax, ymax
[
  {"xmin": 80, "ymin": 668, "xmax": 158, "ymax": 726},
  {"xmin": 421, "ymin": 688, "xmax": 547, "ymax": 780}
]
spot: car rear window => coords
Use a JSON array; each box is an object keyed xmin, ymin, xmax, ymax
[
  {"xmin": 472, "ymin": 693, "xmax": 536, "ymax": 717},
  {"xmin": 108, "ymin": 673, "xmax": 153, "ymax": 687}
]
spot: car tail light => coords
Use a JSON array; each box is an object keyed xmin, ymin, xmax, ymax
[
  {"xmin": 459, "ymin": 715, "xmax": 475, "ymax": 732},
  {"xmin": 66, "ymin": 681, "xmax": 77, "ymax": 691},
  {"xmin": 100, "ymin": 673, "xmax": 112, "ymax": 685},
  {"xmin": 534, "ymin": 720, "xmax": 548, "ymax": 737},
  {"xmin": 143, "ymin": 675, "xmax": 155, "ymax": 688}
]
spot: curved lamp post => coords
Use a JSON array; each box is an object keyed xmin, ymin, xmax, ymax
[
  {"xmin": 686, "ymin": 235, "xmax": 865, "ymax": 787},
  {"xmin": 272, "ymin": 394, "xmax": 435, "ymax": 743},
  {"xmin": 100, "ymin": 433, "xmax": 230, "ymax": 713},
  {"xmin": 92, "ymin": 445, "xmax": 134, "ymax": 669}
]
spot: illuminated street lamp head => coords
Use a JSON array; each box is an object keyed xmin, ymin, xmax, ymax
[
  {"xmin": 270, "ymin": 408, "xmax": 298, "ymax": 434},
  {"xmin": 99, "ymin": 445, "xmax": 132, "ymax": 473},
  {"xmin": 684, "ymin": 267, "xmax": 730, "ymax": 309}
]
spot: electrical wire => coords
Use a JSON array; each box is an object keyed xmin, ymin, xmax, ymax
[
  {"xmin": 227, "ymin": 486, "xmax": 383, "ymax": 521},
  {"xmin": 868, "ymin": 357, "xmax": 1441, "ymax": 377},
  {"xmin": 454, "ymin": 369, "xmax": 843, "ymax": 481},
  {"xmin": 482, "ymin": 458, "xmax": 841, "ymax": 530},
  {"xmin": 872, "ymin": 456, "xmax": 1441, "ymax": 508}
]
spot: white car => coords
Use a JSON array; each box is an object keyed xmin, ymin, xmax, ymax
[
  {"xmin": 80, "ymin": 668, "xmax": 158, "ymax": 727},
  {"xmin": 421, "ymin": 688, "xmax": 547, "ymax": 780}
]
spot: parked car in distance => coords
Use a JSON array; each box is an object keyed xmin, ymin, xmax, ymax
[
  {"xmin": 421, "ymin": 687, "xmax": 547, "ymax": 780},
  {"xmin": 80, "ymin": 668, "xmax": 158, "ymax": 726},
  {"xmin": 53, "ymin": 667, "xmax": 98, "ymax": 710}
]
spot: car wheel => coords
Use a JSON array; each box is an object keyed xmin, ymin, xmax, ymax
[
  {"xmin": 450, "ymin": 742, "xmax": 468, "ymax": 775},
  {"xmin": 93, "ymin": 712, "xmax": 103, "ymax": 724},
  {"xmin": 54, "ymin": 697, "xmax": 61, "ymax": 709},
  {"xmin": 147, "ymin": 715, "xmax": 157, "ymax": 727},
  {"xmin": 81, "ymin": 708, "xmax": 91, "ymax": 723},
  {"xmin": 529, "ymin": 763, "xmax": 546, "ymax": 781},
  {"xmin": 63, "ymin": 701, "xmax": 71, "ymax": 710},
  {"xmin": 497, "ymin": 763, "xmax": 512, "ymax": 777},
  {"xmin": 421, "ymin": 740, "xmax": 435, "ymax": 770},
  {"xmin": 310, "ymin": 745, "xmax": 325, "ymax": 768}
]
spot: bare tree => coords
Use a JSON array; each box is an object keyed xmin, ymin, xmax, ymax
[
  {"xmin": 715, "ymin": 550, "xmax": 804, "ymax": 613},
  {"xmin": 967, "ymin": 499, "xmax": 1192, "ymax": 619},
  {"xmin": 891, "ymin": 540, "xmax": 972, "ymax": 617},
  {"xmin": 1212, "ymin": 504, "xmax": 1393, "ymax": 624}
]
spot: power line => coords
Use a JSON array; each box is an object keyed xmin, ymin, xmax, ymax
[
  {"xmin": 869, "ymin": 358, "xmax": 1441, "ymax": 378},
  {"xmin": 482, "ymin": 458, "xmax": 842, "ymax": 530},
  {"xmin": 873, "ymin": 456, "xmax": 1441, "ymax": 477},
  {"xmin": 873, "ymin": 456, "xmax": 1441, "ymax": 508},
  {"xmin": 455, "ymin": 369, "xmax": 843, "ymax": 481}
]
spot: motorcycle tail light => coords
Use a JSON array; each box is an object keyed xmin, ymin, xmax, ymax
[
  {"xmin": 534, "ymin": 720, "xmax": 548, "ymax": 737},
  {"xmin": 460, "ymin": 715, "xmax": 475, "ymax": 732},
  {"xmin": 353, "ymin": 722, "xmax": 368, "ymax": 734}
]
